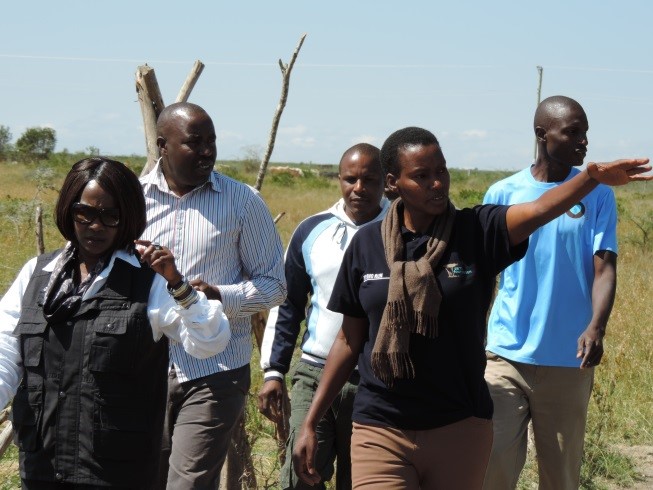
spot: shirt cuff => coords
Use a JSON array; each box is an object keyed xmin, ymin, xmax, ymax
[{"xmin": 264, "ymin": 370, "xmax": 284, "ymax": 382}]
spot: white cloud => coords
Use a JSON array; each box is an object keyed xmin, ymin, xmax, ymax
[
  {"xmin": 290, "ymin": 136, "xmax": 316, "ymax": 148},
  {"xmin": 279, "ymin": 125, "xmax": 308, "ymax": 137},
  {"xmin": 278, "ymin": 125, "xmax": 316, "ymax": 148},
  {"xmin": 218, "ymin": 130, "xmax": 244, "ymax": 142},
  {"xmin": 460, "ymin": 129, "xmax": 487, "ymax": 140}
]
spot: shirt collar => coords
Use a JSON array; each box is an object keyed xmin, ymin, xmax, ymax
[
  {"xmin": 141, "ymin": 158, "xmax": 221, "ymax": 196},
  {"xmin": 43, "ymin": 247, "xmax": 141, "ymax": 272}
]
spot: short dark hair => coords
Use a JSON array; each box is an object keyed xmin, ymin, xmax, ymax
[
  {"xmin": 338, "ymin": 143, "xmax": 381, "ymax": 173},
  {"xmin": 55, "ymin": 157, "xmax": 146, "ymax": 251},
  {"xmin": 380, "ymin": 127, "xmax": 440, "ymax": 176}
]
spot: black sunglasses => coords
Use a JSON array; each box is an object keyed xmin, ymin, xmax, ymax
[{"xmin": 72, "ymin": 203, "xmax": 121, "ymax": 227}]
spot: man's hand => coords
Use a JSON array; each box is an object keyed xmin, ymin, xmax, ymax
[
  {"xmin": 189, "ymin": 279, "xmax": 221, "ymax": 300},
  {"xmin": 587, "ymin": 158, "xmax": 652, "ymax": 186},
  {"xmin": 577, "ymin": 325, "xmax": 605, "ymax": 369},
  {"xmin": 292, "ymin": 424, "xmax": 321, "ymax": 486},
  {"xmin": 257, "ymin": 379, "xmax": 285, "ymax": 424}
]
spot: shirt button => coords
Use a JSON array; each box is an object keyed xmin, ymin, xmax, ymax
[
  {"xmin": 58, "ymin": 391, "xmax": 66, "ymax": 399},
  {"xmin": 55, "ymin": 472, "xmax": 64, "ymax": 481},
  {"xmin": 66, "ymin": 321, "xmax": 73, "ymax": 327}
]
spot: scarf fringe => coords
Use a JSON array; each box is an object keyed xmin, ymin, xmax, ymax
[
  {"xmin": 371, "ymin": 352, "xmax": 415, "ymax": 387},
  {"xmin": 413, "ymin": 310, "xmax": 439, "ymax": 338},
  {"xmin": 386, "ymin": 301, "xmax": 439, "ymax": 338}
]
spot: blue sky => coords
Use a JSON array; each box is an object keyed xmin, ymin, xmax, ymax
[{"xmin": 1, "ymin": 1, "xmax": 651, "ymax": 170}]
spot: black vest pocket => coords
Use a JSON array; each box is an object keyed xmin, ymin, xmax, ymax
[
  {"xmin": 93, "ymin": 394, "xmax": 150, "ymax": 461},
  {"xmin": 22, "ymin": 337, "xmax": 44, "ymax": 368},
  {"xmin": 11, "ymin": 384, "xmax": 42, "ymax": 452},
  {"xmin": 88, "ymin": 317, "xmax": 133, "ymax": 375},
  {"xmin": 15, "ymin": 308, "xmax": 47, "ymax": 369}
]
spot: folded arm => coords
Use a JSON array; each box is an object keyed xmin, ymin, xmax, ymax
[{"xmin": 147, "ymin": 274, "xmax": 230, "ymax": 359}]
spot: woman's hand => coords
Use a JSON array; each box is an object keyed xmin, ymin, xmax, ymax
[
  {"xmin": 587, "ymin": 158, "xmax": 651, "ymax": 186},
  {"xmin": 292, "ymin": 424, "xmax": 322, "ymax": 486},
  {"xmin": 134, "ymin": 240, "xmax": 183, "ymax": 286}
]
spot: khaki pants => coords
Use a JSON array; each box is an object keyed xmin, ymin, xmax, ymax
[
  {"xmin": 351, "ymin": 417, "xmax": 493, "ymax": 489},
  {"xmin": 157, "ymin": 364, "xmax": 250, "ymax": 490},
  {"xmin": 483, "ymin": 353, "xmax": 594, "ymax": 490}
]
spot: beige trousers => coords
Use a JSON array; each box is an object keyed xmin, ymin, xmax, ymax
[
  {"xmin": 483, "ymin": 353, "xmax": 594, "ymax": 490},
  {"xmin": 351, "ymin": 417, "xmax": 493, "ymax": 489}
]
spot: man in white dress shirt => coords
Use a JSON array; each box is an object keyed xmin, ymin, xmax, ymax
[{"xmin": 140, "ymin": 102, "xmax": 286, "ymax": 489}]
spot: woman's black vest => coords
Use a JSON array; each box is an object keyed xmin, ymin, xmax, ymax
[{"xmin": 11, "ymin": 251, "xmax": 168, "ymax": 488}]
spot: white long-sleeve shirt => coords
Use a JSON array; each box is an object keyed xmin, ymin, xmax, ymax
[{"xmin": 0, "ymin": 248, "xmax": 231, "ymax": 408}]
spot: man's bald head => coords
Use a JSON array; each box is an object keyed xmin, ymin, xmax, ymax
[
  {"xmin": 155, "ymin": 102, "xmax": 217, "ymax": 196},
  {"xmin": 534, "ymin": 96, "xmax": 586, "ymax": 133},
  {"xmin": 157, "ymin": 102, "xmax": 212, "ymax": 138},
  {"xmin": 533, "ymin": 95, "xmax": 589, "ymax": 170}
]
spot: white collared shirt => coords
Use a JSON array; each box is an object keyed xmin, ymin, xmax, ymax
[
  {"xmin": 140, "ymin": 162, "xmax": 286, "ymax": 382},
  {"xmin": 0, "ymin": 248, "xmax": 231, "ymax": 408}
]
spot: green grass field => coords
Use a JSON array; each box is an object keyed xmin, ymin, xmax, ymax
[{"xmin": 0, "ymin": 154, "xmax": 652, "ymax": 489}]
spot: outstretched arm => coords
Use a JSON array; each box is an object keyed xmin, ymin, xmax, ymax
[
  {"xmin": 506, "ymin": 159, "xmax": 651, "ymax": 246},
  {"xmin": 292, "ymin": 315, "xmax": 366, "ymax": 486},
  {"xmin": 577, "ymin": 251, "xmax": 617, "ymax": 368}
]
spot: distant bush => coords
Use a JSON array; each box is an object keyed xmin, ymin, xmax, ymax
[
  {"xmin": 455, "ymin": 188, "xmax": 485, "ymax": 207},
  {"xmin": 16, "ymin": 127, "xmax": 56, "ymax": 160},
  {"xmin": 270, "ymin": 172, "xmax": 295, "ymax": 186},
  {"xmin": 0, "ymin": 125, "xmax": 12, "ymax": 160}
]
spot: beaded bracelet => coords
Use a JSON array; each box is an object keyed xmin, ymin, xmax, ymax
[{"xmin": 167, "ymin": 279, "xmax": 199, "ymax": 309}]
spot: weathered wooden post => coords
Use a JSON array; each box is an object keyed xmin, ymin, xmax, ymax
[
  {"xmin": 176, "ymin": 60, "xmax": 205, "ymax": 103},
  {"xmin": 0, "ymin": 408, "xmax": 13, "ymax": 457},
  {"xmin": 136, "ymin": 65, "xmax": 165, "ymax": 176}
]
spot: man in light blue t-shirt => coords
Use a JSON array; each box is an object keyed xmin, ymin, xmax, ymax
[{"xmin": 482, "ymin": 96, "xmax": 618, "ymax": 490}]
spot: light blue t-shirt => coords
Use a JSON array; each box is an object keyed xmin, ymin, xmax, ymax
[{"xmin": 483, "ymin": 166, "xmax": 617, "ymax": 367}]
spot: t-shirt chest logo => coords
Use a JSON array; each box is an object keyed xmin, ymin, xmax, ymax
[
  {"xmin": 565, "ymin": 202, "xmax": 585, "ymax": 219},
  {"xmin": 362, "ymin": 273, "xmax": 386, "ymax": 282},
  {"xmin": 444, "ymin": 263, "xmax": 473, "ymax": 278}
]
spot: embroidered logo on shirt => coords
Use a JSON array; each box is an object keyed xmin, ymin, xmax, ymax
[
  {"xmin": 444, "ymin": 263, "xmax": 473, "ymax": 278},
  {"xmin": 566, "ymin": 202, "xmax": 585, "ymax": 219},
  {"xmin": 363, "ymin": 273, "xmax": 386, "ymax": 282}
]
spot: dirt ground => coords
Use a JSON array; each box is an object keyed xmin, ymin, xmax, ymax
[{"xmin": 605, "ymin": 445, "xmax": 653, "ymax": 489}]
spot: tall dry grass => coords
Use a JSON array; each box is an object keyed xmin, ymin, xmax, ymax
[{"xmin": 0, "ymin": 159, "xmax": 651, "ymax": 489}]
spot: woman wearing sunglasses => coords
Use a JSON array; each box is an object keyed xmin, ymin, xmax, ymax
[{"xmin": 0, "ymin": 157, "xmax": 231, "ymax": 488}]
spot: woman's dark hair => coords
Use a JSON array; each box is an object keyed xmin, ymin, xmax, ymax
[
  {"xmin": 380, "ymin": 127, "xmax": 440, "ymax": 177},
  {"xmin": 55, "ymin": 157, "xmax": 146, "ymax": 251}
]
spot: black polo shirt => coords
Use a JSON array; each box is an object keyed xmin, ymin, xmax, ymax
[{"xmin": 328, "ymin": 205, "xmax": 527, "ymax": 430}]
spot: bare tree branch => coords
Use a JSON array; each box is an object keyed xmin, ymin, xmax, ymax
[
  {"xmin": 254, "ymin": 34, "xmax": 307, "ymax": 191},
  {"xmin": 176, "ymin": 60, "xmax": 205, "ymax": 103}
]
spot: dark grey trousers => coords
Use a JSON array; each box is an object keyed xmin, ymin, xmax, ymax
[{"xmin": 156, "ymin": 364, "xmax": 250, "ymax": 490}]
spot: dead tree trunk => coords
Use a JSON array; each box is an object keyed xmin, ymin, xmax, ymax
[{"xmin": 136, "ymin": 65, "xmax": 165, "ymax": 175}]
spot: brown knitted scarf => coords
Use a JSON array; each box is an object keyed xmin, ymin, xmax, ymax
[{"xmin": 371, "ymin": 198, "xmax": 456, "ymax": 386}]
